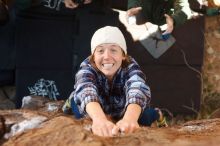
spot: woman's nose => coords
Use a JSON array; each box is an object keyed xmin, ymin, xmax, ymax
[{"xmin": 103, "ymin": 50, "xmax": 111, "ymax": 59}]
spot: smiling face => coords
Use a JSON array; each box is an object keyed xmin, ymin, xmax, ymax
[{"xmin": 93, "ymin": 43, "xmax": 125, "ymax": 81}]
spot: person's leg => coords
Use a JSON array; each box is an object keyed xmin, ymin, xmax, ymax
[
  {"xmin": 62, "ymin": 95, "xmax": 83, "ymax": 119},
  {"xmin": 155, "ymin": 108, "xmax": 168, "ymax": 127},
  {"xmin": 138, "ymin": 107, "xmax": 159, "ymax": 126},
  {"xmin": 70, "ymin": 97, "xmax": 83, "ymax": 119},
  {"xmin": 138, "ymin": 107, "xmax": 168, "ymax": 127}
]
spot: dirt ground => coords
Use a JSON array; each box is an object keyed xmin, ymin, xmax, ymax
[{"xmin": 0, "ymin": 11, "xmax": 220, "ymax": 146}]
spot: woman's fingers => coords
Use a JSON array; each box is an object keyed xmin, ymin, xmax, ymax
[{"xmin": 111, "ymin": 126, "xmax": 120, "ymax": 136}]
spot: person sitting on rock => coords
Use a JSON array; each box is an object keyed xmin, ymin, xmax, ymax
[{"xmin": 62, "ymin": 26, "xmax": 167, "ymax": 137}]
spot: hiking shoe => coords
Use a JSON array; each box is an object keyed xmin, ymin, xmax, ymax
[
  {"xmin": 155, "ymin": 108, "xmax": 168, "ymax": 127},
  {"xmin": 156, "ymin": 116, "xmax": 168, "ymax": 127},
  {"xmin": 62, "ymin": 98, "xmax": 72, "ymax": 114}
]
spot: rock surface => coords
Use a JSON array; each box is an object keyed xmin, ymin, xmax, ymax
[{"xmin": 0, "ymin": 108, "xmax": 220, "ymax": 146}]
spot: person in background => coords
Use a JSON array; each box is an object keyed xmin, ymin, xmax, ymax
[
  {"xmin": 127, "ymin": 0, "xmax": 193, "ymax": 37},
  {"xmin": 62, "ymin": 26, "xmax": 167, "ymax": 137}
]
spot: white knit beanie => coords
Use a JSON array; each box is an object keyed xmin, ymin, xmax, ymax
[{"xmin": 91, "ymin": 26, "xmax": 127, "ymax": 55}]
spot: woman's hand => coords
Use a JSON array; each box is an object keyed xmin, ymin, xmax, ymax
[
  {"xmin": 92, "ymin": 118, "xmax": 119, "ymax": 137},
  {"xmin": 86, "ymin": 102, "xmax": 119, "ymax": 137},
  {"xmin": 116, "ymin": 118, "xmax": 140, "ymax": 134},
  {"xmin": 116, "ymin": 104, "xmax": 141, "ymax": 134}
]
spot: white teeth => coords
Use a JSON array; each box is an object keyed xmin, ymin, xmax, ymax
[{"xmin": 102, "ymin": 64, "xmax": 113, "ymax": 69}]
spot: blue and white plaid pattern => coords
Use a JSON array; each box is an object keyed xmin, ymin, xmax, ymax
[{"xmin": 63, "ymin": 57, "xmax": 151, "ymax": 119}]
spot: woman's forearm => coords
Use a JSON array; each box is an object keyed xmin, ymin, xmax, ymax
[
  {"xmin": 123, "ymin": 104, "xmax": 141, "ymax": 122},
  {"xmin": 86, "ymin": 102, "xmax": 107, "ymax": 121}
]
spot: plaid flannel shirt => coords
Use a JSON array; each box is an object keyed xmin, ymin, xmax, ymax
[{"xmin": 63, "ymin": 56, "xmax": 151, "ymax": 119}]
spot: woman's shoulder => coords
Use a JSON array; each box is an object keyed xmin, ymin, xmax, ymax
[
  {"xmin": 77, "ymin": 57, "xmax": 98, "ymax": 75},
  {"xmin": 128, "ymin": 56, "xmax": 140, "ymax": 66},
  {"xmin": 80, "ymin": 57, "xmax": 90, "ymax": 67}
]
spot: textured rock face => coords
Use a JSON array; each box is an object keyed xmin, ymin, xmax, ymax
[
  {"xmin": 1, "ymin": 111, "xmax": 220, "ymax": 146},
  {"xmin": 0, "ymin": 96, "xmax": 220, "ymax": 146},
  {"xmin": 201, "ymin": 15, "xmax": 220, "ymax": 118},
  {"xmin": 204, "ymin": 15, "xmax": 220, "ymax": 92}
]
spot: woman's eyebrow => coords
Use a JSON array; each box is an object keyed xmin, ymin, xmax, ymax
[{"xmin": 110, "ymin": 44, "xmax": 118, "ymax": 47}]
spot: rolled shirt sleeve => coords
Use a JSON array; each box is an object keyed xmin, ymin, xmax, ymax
[
  {"xmin": 125, "ymin": 59, "xmax": 151, "ymax": 110},
  {"xmin": 73, "ymin": 67, "xmax": 100, "ymax": 114}
]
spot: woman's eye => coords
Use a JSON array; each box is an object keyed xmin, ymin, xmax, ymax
[
  {"xmin": 111, "ymin": 48, "xmax": 117, "ymax": 53},
  {"xmin": 97, "ymin": 49, "xmax": 104, "ymax": 53}
]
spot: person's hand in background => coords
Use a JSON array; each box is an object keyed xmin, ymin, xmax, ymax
[
  {"xmin": 127, "ymin": 7, "xmax": 142, "ymax": 17},
  {"xmin": 162, "ymin": 14, "xmax": 174, "ymax": 35},
  {"xmin": 157, "ymin": 14, "xmax": 174, "ymax": 40},
  {"xmin": 126, "ymin": 7, "xmax": 142, "ymax": 25},
  {"xmin": 64, "ymin": 0, "xmax": 92, "ymax": 9}
]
